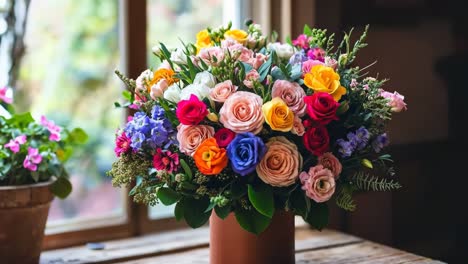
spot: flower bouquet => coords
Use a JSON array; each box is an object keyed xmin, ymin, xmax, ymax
[{"xmin": 108, "ymin": 22, "xmax": 406, "ymax": 235}]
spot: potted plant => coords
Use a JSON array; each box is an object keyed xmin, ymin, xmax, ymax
[
  {"xmin": 108, "ymin": 22, "xmax": 407, "ymax": 264},
  {"xmin": 0, "ymin": 87, "xmax": 87, "ymax": 264}
]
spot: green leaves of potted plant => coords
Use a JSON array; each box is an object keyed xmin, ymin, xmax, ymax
[{"xmin": 0, "ymin": 87, "xmax": 88, "ymax": 264}]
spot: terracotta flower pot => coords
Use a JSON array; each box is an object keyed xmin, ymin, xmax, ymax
[
  {"xmin": 210, "ymin": 210, "xmax": 295, "ymax": 264},
  {"xmin": 0, "ymin": 181, "xmax": 54, "ymax": 264}
]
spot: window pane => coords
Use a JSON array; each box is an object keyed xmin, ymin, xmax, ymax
[
  {"xmin": 146, "ymin": 0, "xmax": 224, "ymax": 219},
  {"xmin": 16, "ymin": 0, "xmax": 124, "ymax": 228}
]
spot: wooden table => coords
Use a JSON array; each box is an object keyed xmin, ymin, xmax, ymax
[{"xmin": 41, "ymin": 224, "xmax": 445, "ymax": 264}]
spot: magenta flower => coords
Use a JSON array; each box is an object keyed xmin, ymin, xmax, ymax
[
  {"xmin": 292, "ymin": 34, "xmax": 310, "ymax": 49},
  {"xmin": 307, "ymin": 47, "xmax": 325, "ymax": 62},
  {"xmin": 23, "ymin": 147, "xmax": 43, "ymax": 171},
  {"xmin": 4, "ymin": 135, "xmax": 27, "ymax": 153},
  {"xmin": 40, "ymin": 115, "xmax": 62, "ymax": 141},
  {"xmin": 114, "ymin": 132, "xmax": 132, "ymax": 157},
  {"xmin": 0, "ymin": 86, "xmax": 12, "ymax": 104},
  {"xmin": 153, "ymin": 148, "xmax": 179, "ymax": 173}
]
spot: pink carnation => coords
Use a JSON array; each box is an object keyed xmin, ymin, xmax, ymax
[
  {"xmin": 249, "ymin": 53, "xmax": 268, "ymax": 69},
  {"xmin": 199, "ymin": 46, "xmax": 225, "ymax": 66},
  {"xmin": 300, "ymin": 165, "xmax": 335, "ymax": 203}
]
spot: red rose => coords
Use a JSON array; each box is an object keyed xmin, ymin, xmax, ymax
[
  {"xmin": 176, "ymin": 94, "xmax": 208, "ymax": 125},
  {"xmin": 303, "ymin": 125, "xmax": 329, "ymax": 156},
  {"xmin": 214, "ymin": 128, "xmax": 236, "ymax": 148},
  {"xmin": 304, "ymin": 92, "xmax": 339, "ymax": 125}
]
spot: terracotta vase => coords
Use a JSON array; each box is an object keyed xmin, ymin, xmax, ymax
[
  {"xmin": 210, "ymin": 210, "xmax": 295, "ymax": 264},
  {"xmin": 0, "ymin": 181, "xmax": 54, "ymax": 264}
]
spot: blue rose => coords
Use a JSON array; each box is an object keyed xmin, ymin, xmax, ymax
[{"xmin": 227, "ymin": 133, "xmax": 267, "ymax": 176}]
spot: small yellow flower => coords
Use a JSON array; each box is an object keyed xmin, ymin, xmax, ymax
[
  {"xmin": 304, "ymin": 65, "xmax": 346, "ymax": 101},
  {"xmin": 196, "ymin": 29, "xmax": 212, "ymax": 52},
  {"xmin": 150, "ymin": 68, "xmax": 178, "ymax": 91},
  {"xmin": 262, "ymin": 97, "xmax": 294, "ymax": 132},
  {"xmin": 224, "ymin": 29, "xmax": 248, "ymax": 44}
]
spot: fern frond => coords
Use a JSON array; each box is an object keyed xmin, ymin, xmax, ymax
[
  {"xmin": 115, "ymin": 70, "xmax": 136, "ymax": 91},
  {"xmin": 335, "ymin": 186, "xmax": 356, "ymax": 211},
  {"xmin": 351, "ymin": 171, "xmax": 401, "ymax": 191}
]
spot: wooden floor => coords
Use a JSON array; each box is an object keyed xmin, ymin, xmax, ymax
[{"xmin": 41, "ymin": 224, "xmax": 445, "ymax": 264}]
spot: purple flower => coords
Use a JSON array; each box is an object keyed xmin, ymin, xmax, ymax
[
  {"xmin": 289, "ymin": 50, "xmax": 308, "ymax": 65},
  {"xmin": 130, "ymin": 132, "xmax": 145, "ymax": 150},
  {"xmin": 372, "ymin": 133, "xmax": 389, "ymax": 153},
  {"xmin": 355, "ymin": 127, "xmax": 370, "ymax": 150},
  {"xmin": 23, "ymin": 147, "xmax": 42, "ymax": 171},
  {"xmin": 4, "ymin": 135, "xmax": 27, "ymax": 153},
  {"xmin": 151, "ymin": 105, "xmax": 165, "ymax": 119},
  {"xmin": 149, "ymin": 121, "xmax": 168, "ymax": 147},
  {"xmin": 336, "ymin": 139, "xmax": 353, "ymax": 158},
  {"xmin": 40, "ymin": 116, "xmax": 62, "ymax": 141}
]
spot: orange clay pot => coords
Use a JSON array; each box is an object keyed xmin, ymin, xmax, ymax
[{"xmin": 209, "ymin": 210, "xmax": 295, "ymax": 264}]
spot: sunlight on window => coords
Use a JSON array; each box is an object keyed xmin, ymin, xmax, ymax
[{"xmin": 17, "ymin": 0, "xmax": 124, "ymax": 227}]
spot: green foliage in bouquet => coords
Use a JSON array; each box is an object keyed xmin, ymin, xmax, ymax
[{"xmin": 108, "ymin": 21, "xmax": 407, "ymax": 234}]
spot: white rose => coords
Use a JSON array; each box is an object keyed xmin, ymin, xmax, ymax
[
  {"xmin": 163, "ymin": 84, "xmax": 182, "ymax": 103},
  {"xmin": 267, "ymin": 42, "xmax": 294, "ymax": 59},
  {"xmin": 170, "ymin": 48, "xmax": 187, "ymax": 65},
  {"xmin": 193, "ymin": 71, "xmax": 216, "ymax": 88},
  {"xmin": 180, "ymin": 83, "xmax": 210, "ymax": 101}
]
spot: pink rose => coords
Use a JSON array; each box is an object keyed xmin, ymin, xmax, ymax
[
  {"xmin": 199, "ymin": 47, "xmax": 225, "ymax": 66},
  {"xmin": 177, "ymin": 124, "xmax": 215, "ymax": 156},
  {"xmin": 219, "ymin": 91, "xmax": 264, "ymax": 134},
  {"xmin": 249, "ymin": 53, "xmax": 268, "ymax": 69},
  {"xmin": 291, "ymin": 116, "xmax": 305, "ymax": 136},
  {"xmin": 302, "ymin": 60, "xmax": 324, "ymax": 74},
  {"xmin": 317, "ymin": 152, "xmax": 342, "ymax": 179},
  {"xmin": 243, "ymin": 69, "xmax": 260, "ymax": 89},
  {"xmin": 209, "ymin": 80, "xmax": 238, "ymax": 102},
  {"xmin": 256, "ymin": 137, "xmax": 303, "ymax": 187},
  {"xmin": 150, "ymin": 79, "xmax": 169, "ymax": 99},
  {"xmin": 300, "ymin": 165, "xmax": 335, "ymax": 203},
  {"xmin": 176, "ymin": 94, "xmax": 208, "ymax": 125},
  {"xmin": 271, "ymin": 80, "xmax": 307, "ymax": 117},
  {"xmin": 380, "ymin": 91, "xmax": 407, "ymax": 112}
]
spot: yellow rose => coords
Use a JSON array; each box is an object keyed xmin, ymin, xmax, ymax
[
  {"xmin": 196, "ymin": 29, "xmax": 212, "ymax": 52},
  {"xmin": 224, "ymin": 29, "xmax": 248, "ymax": 44},
  {"xmin": 262, "ymin": 97, "xmax": 294, "ymax": 132},
  {"xmin": 304, "ymin": 65, "xmax": 346, "ymax": 101}
]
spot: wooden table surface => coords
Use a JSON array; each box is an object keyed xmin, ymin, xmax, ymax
[{"xmin": 41, "ymin": 224, "xmax": 445, "ymax": 264}]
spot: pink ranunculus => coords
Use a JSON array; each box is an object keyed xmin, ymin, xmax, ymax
[
  {"xmin": 307, "ymin": 47, "xmax": 325, "ymax": 62},
  {"xmin": 243, "ymin": 69, "xmax": 260, "ymax": 89},
  {"xmin": 114, "ymin": 132, "xmax": 131, "ymax": 157},
  {"xmin": 300, "ymin": 165, "xmax": 335, "ymax": 203},
  {"xmin": 23, "ymin": 147, "xmax": 43, "ymax": 172},
  {"xmin": 0, "ymin": 86, "xmax": 12, "ymax": 104},
  {"xmin": 292, "ymin": 34, "xmax": 310, "ymax": 49},
  {"xmin": 249, "ymin": 53, "xmax": 268, "ymax": 69},
  {"xmin": 153, "ymin": 148, "xmax": 180, "ymax": 173},
  {"xmin": 150, "ymin": 79, "xmax": 169, "ymax": 99},
  {"xmin": 199, "ymin": 46, "xmax": 225, "ymax": 66},
  {"xmin": 271, "ymin": 80, "xmax": 307, "ymax": 117},
  {"xmin": 302, "ymin": 59, "xmax": 324, "ymax": 74},
  {"xmin": 4, "ymin": 135, "xmax": 27, "ymax": 153},
  {"xmin": 176, "ymin": 94, "xmax": 209, "ymax": 125},
  {"xmin": 209, "ymin": 80, "xmax": 238, "ymax": 103},
  {"xmin": 176, "ymin": 124, "xmax": 215, "ymax": 156},
  {"xmin": 380, "ymin": 91, "xmax": 407, "ymax": 112},
  {"xmin": 214, "ymin": 128, "xmax": 236, "ymax": 148},
  {"xmin": 219, "ymin": 91, "xmax": 264, "ymax": 134},
  {"xmin": 291, "ymin": 116, "xmax": 305, "ymax": 136},
  {"xmin": 317, "ymin": 152, "xmax": 342, "ymax": 179}
]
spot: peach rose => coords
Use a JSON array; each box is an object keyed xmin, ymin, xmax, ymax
[
  {"xmin": 271, "ymin": 80, "xmax": 307, "ymax": 117},
  {"xmin": 300, "ymin": 165, "xmax": 335, "ymax": 203},
  {"xmin": 209, "ymin": 80, "xmax": 238, "ymax": 103},
  {"xmin": 219, "ymin": 91, "xmax": 264, "ymax": 134},
  {"xmin": 291, "ymin": 116, "xmax": 305, "ymax": 136},
  {"xmin": 317, "ymin": 152, "xmax": 342, "ymax": 179},
  {"xmin": 256, "ymin": 137, "xmax": 303, "ymax": 187},
  {"xmin": 177, "ymin": 124, "xmax": 215, "ymax": 156}
]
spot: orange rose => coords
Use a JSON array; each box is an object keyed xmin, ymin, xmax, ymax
[
  {"xmin": 193, "ymin": 138, "xmax": 228, "ymax": 175},
  {"xmin": 304, "ymin": 65, "xmax": 346, "ymax": 101},
  {"xmin": 150, "ymin": 68, "xmax": 178, "ymax": 91}
]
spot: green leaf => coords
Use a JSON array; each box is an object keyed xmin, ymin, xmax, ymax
[
  {"xmin": 7, "ymin": 112, "xmax": 34, "ymax": 128},
  {"xmin": 235, "ymin": 208, "xmax": 272, "ymax": 234},
  {"xmin": 304, "ymin": 24, "xmax": 312, "ymax": 36},
  {"xmin": 180, "ymin": 159, "xmax": 192, "ymax": 180},
  {"xmin": 304, "ymin": 201, "xmax": 329, "ymax": 230},
  {"xmin": 247, "ymin": 184, "xmax": 274, "ymax": 218},
  {"xmin": 50, "ymin": 177, "xmax": 72, "ymax": 199},
  {"xmin": 157, "ymin": 187, "xmax": 181, "ymax": 205},
  {"xmin": 205, "ymin": 202, "xmax": 217, "ymax": 213},
  {"xmin": 183, "ymin": 197, "xmax": 211, "ymax": 228},
  {"xmin": 230, "ymin": 183, "xmax": 246, "ymax": 199},
  {"xmin": 129, "ymin": 176, "xmax": 143, "ymax": 196},
  {"xmin": 214, "ymin": 205, "xmax": 231, "ymax": 219},
  {"xmin": 174, "ymin": 200, "xmax": 185, "ymax": 221},
  {"xmin": 69, "ymin": 128, "xmax": 88, "ymax": 144},
  {"xmin": 289, "ymin": 187, "xmax": 308, "ymax": 218},
  {"xmin": 56, "ymin": 146, "xmax": 73, "ymax": 162},
  {"xmin": 257, "ymin": 52, "xmax": 273, "ymax": 82},
  {"xmin": 122, "ymin": 90, "xmax": 132, "ymax": 101},
  {"xmin": 286, "ymin": 35, "xmax": 292, "ymax": 46},
  {"xmin": 31, "ymin": 172, "xmax": 40, "ymax": 182}
]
